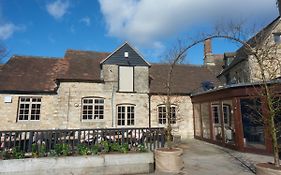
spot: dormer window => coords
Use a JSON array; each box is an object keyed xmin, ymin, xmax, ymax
[
  {"xmin": 273, "ymin": 33, "xmax": 281, "ymax": 44},
  {"xmin": 124, "ymin": 52, "xmax": 129, "ymax": 58}
]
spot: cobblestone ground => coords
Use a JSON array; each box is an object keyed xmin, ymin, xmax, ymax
[{"xmin": 148, "ymin": 139, "xmax": 272, "ymax": 175}]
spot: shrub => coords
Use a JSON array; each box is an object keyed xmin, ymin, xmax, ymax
[
  {"xmin": 54, "ymin": 144, "xmax": 70, "ymax": 156},
  {"xmin": 11, "ymin": 147, "xmax": 25, "ymax": 159},
  {"xmin": 77, "ymin": 144, "xmax": 90, "ymax": 155},
  {"xmin": 137, "ymin": 144, "xmax": 147, "ymax": 152},
  {"xmin": 91, "ymin": 145, "xmax": 99, "ymax": 155},
  {"xmin": 100, "ymin": 141, "xmax": 110, "ymax": 153}
]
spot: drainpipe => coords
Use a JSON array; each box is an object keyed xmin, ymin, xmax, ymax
[
  {"xmin": 111, "ymin": 84, "xmax": 117, "ymax": 127},
  {"xmin": 66, "ymin": 87, "xmax": 71, "ymax": 129},
  {"xmin": 149, "ymin": 94, "xmax": 151, "ymax": 128}
]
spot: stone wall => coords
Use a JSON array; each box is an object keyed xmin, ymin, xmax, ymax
[
  {"xmin": 0, "ymin": 65, "xmax": 194, "ymax": 140},
  {"xmin": 221, "ymin": 19, "xmax": 281, "ymax": 84},
  {"xmin": 0, "ymin": 94, "xmax": 58, "ymax": 130},
  {"xmin": 150, "ymin": 95, "xmax": 194, "ymax": 140}
]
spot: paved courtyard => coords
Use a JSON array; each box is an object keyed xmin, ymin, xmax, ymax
[{"xmin": 152, "ymin": 139, "xmax": 272, "ymax": 175}]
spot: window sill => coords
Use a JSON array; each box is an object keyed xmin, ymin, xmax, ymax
[
  {"xmin": 117, "ymin": 91, "xmax": 137, "ymax": 93},
  {"xmin": 17, "ymin": 120, "xmax": 40, "ymax": 123},
  {"xmin": 81, "ymin": 120, "xmax": 105, "ymax": 123}
]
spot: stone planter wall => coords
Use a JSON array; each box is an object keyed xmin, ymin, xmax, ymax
[{"xmin": 0, "ymin": 152, "xmax": 154, "ymax": 175}]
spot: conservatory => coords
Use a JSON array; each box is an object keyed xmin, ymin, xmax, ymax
[{"xmin": 191, "ymin": 83, "xmax": 281, "ymax": 154}]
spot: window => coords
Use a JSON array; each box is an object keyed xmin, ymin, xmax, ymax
[
  {"xmin": 211, "ymin": 104, "xmax": 220, "ymax": 124},
  {"xmin": 124, "ymin": 51, "xmax": 129, "ymax": 58},
  {"xmin": 117, "ymin": 105, "xmax": 135, "ymax": 126},
  {"xmin": 158, "ymin": 105, "xmax": 176, "ymax": 125},
  {"xmin": 18, "ymin": 97, "xmax": 41, "ymax": 121},
  {"xmin": 223, "ymin": 104, "xmax": 231, "ymax": 125},
  {"xmin": 273, "ymin": 33, "xmax": 281, "ymax": 44},
  {"xmin": 119, "ymin": 66, "xmax": 134, "ymax": 92},
  {"xmin": 82, "ymin": 98, "xmax": 104, "ymax": 120},
  {"xmin": 240, "ymin": 98, "xmax": 265, "ymax": 149}
]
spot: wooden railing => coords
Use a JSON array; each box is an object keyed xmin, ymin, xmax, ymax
[{"xmin": 0, "ymin": 127, "xmax": 165, "ymax": 153}]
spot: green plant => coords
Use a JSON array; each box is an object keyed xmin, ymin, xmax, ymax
[
  {"xmin": 91, "ymin": 145, "xmax": 99, "ymax": 155},
  {"xmin": 119, "ymin": 144, "xmax": 129, "ymax": 153},
  {"xmin": 49, "ymin": 149, "xmax": 58, "ymax": 157},
  {"xmin": 109, "ymin": 143, "xmax": 129, "ymax": 153},
  {"xmin": 100, "ymin": 140, "xmax": 110, "ymax": 153},
  {"xmin": 77, "ymin": 144, "xmax": 90, "ymax": 155},
  {"xmin": 110, "ymin": 143, "xmax": 120, "ymax": 152},
  {"xmin": 137, "ymin": 144, "xmax": 147, "ymax": 152},
  {"xmin": 31, "ymin": 144, "xmax": 47, "ymax": 157},
  {"xmin": 0, "ymin": 150, "xmax": 10, "ymax": 160},
  {"xmin": 11, "ymin": 147, "xmax": 24, "ymax": 159},
  {"xmin": 54, "ymin": 144, "xmax": 70, "ymax": 156}
]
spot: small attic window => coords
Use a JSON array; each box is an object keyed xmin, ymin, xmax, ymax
[
  {"xmin": 124, "ymin": 52, "xmax": 129, "ymax": 58},
  {"xmin": 273, "ymin": 33, "xmax": 281, "ymax": 44}
]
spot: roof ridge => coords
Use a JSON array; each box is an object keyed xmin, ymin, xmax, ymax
[
  {"xmin": 12, "ymin": 55, "xmax": 62, "ymax": 60},
  {"xmin": 66, "ymin": 49, "xmax": 110, "ymax": 54},
  {"xmin": 151, "ymin": 63, "xmax": 205, "ymax": 68}
]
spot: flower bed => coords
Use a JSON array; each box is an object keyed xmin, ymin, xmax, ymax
[
  {"xmin": 0, "ymin": 152, "xmax": 154, "ymax": 175},
  {"xmin": 0, "ymin": 141, "xmax": 154, "ymax": 175}
]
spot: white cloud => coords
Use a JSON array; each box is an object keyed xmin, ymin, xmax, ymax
[
  {"xmin": 99, "ymin": 0, "xmax": 277, "ymax": 48},
  {"xmin": 46, "ymin": 0, "xmax": 70, "ymax": 20},
  {"xmin": 0, "ymin": 23, "xmax": 25, "ymax": 40},
  {"xmin": 80, "ymin": 16, "xmax": 91, "ymax": 26}
]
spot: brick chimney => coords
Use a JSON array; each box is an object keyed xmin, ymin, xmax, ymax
[
  {"xmin": 204, "ymin": 39, "xmax": 212, "ymax": 57},
  {"xmin": 204, "ymin": 39, "xmax": 213, "ymax": 65}
]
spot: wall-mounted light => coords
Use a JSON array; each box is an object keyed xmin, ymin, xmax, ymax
[{"xmin": 74, "ymin": 103, "xmax": 79, "ymax": 107}]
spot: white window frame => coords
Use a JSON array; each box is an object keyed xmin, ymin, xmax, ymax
[
  {"xmin": 117, "ymin": 104, "xmax": 135, "ymax": 126},
  {"xmin": 157, "ymin": 105, "xmax": 177, "ymax": 125},
  {"xmin": 18, "ymin": 97, "xmax": 41, "ymax": 121},
  {"xmin": 82, "ymin": 97, "xmax": 104, "ymax": 120}
]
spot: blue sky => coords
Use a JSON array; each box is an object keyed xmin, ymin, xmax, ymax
[{"xmin": 0, "ymin": 0, "xmax": 279, "ymax": 64}]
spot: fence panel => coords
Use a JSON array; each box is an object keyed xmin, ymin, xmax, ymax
[{"xmin": 0, "ymin": 127, "xmax": 165, "ymax": 154}]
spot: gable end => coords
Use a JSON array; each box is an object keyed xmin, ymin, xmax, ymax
[{"xmin": 101, "ymin": 42, "xmax": 150, "ymax": 66}]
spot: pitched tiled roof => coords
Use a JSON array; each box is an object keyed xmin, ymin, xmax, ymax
[
  {"xmin": 149, "ymin": 64, "xmax": 221, "ymax": 95},
  {"xmin": 0, "ymin": 50, "xmax": 110, "ymax": 93},
  {"xmin": 0, "ymin": 56, "xmax": 59, "ymax": 93},
  {"xmin": 57, "ymin": 50, "xmax": 110, "ymax": 81},
  {"xmin": 0, "ymin": 50, "xmax": 221, "ymax": 94}
]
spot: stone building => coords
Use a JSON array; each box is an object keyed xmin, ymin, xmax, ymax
[
  {"xmin": 191, "ymin": 16, "xmax": 281, "ymax": 154},
  {"xmin": 0, "ymin": 42, "xmax": 219, "ymax": 140},
  {"xmin": 218, "ymin": 16, "xmax": 281, "ymax": 84}
]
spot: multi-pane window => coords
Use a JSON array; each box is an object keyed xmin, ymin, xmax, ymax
[
  {"xmin": 82, "ymin": 98, "xmax": 104, "ymax": 120},
  {"xmin": 117, "ymin": 105, "xmax": 135, "ymax": 126},
  {"xmin": 211, "ymin": 105, "xmax": 220, "ymax": 124},
  {"xmin": 18, "ymin": 97, "xmax": 41, "ymax": 121},
  {"xmin": 158, "ymin": 105, "xmax": 176, "ymax": 125},
  {"xmin": 223, "ymin": 105, "xmax": 231, "ymax": 125}
]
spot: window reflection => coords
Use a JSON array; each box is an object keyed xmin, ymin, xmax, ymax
[
  {"xmin": 222, "ymin": 100, "xmax": 235, "ymax": 145},
  {"xmin": 240, "ymin": 98, "xmax": 265, "ymax": 149},
  {"xmin": 194, "ymin": 104, "xmax": 202, "ymax": 137},
  {"xmin": 201, "ymin": 103, "xmax": 210, "ymax": 139},
  {"xmin": 211, "ymin": 103, "xmax": 222, "ymax": 142}
]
